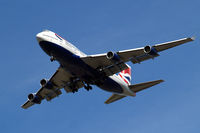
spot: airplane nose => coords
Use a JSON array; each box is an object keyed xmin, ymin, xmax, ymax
[{"xmin": 36, "ymin": 32, "xmax": 44, "ymax": 43}]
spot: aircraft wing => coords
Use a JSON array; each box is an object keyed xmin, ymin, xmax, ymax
[
  {"xmin": 81, "ymin": 37, "xmax": 194, "ymax": 76},
  {"xmin": 21, "ymin": 67, "xmax": 84, "ymax": 109}
]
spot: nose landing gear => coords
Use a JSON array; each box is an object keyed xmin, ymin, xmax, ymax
[{"xmin": 50, "ymin": 56, "xmax": 55, "ymax": 62}]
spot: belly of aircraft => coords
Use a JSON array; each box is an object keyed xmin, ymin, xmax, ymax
[
  {"xmin": 39, "ymin": 40, "xmax": 124, "ymax": 93},
  {"xmin": 97, "ymin": 77, "xmax": 124, "ymax": 93}
]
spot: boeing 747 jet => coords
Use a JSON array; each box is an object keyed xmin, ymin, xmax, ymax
[{"xmin": 21, "ymin": 30, "xmax": 194, "ymax": 109}]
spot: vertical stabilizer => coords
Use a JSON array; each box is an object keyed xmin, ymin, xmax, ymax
[{"xmin": 118, "ymin": 64, "xmax": 131, "ymax": 85}]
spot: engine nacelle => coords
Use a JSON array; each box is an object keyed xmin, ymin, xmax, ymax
[
  {"xmin": 28, "ymin": 93, "xmax": 41, "ymax": 104},
  {"xmin": 40, "ymin": 79, "xmax": 48, "ymax": 87},
  {"xmin": 106, "ymin": 51, "xmax": 120, "ymax": 62},
  {"xmin": 144, "ymin": 46, "xmax": 158, "ymax": 56}
]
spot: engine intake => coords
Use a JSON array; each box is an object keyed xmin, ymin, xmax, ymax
[
  {"xmin": 106, "ymin": 51, "xmax": 120, "ymax": 62},
  {"xmin": 144, "ymin": 46, "xmax": 158, "ymax": 56},
  {"xmin": 40, "ymin": 79, "xmax": 47, "ymax": 87},
  {"xmin": 28, "ymin": 93, "xmax": 41, "ymax": 104}
]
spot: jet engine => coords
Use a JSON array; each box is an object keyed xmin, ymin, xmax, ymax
[
  {"xmin": 40, "ymin": 79, "xmax": 48, "ymax": 87},
  {"xmin": 106, "ymin": 51, "xmax": 120, "ymax": 62},
  {"xmin": 144, "ymin": 46, "xmax": 158, "ymax": 56},
  {"xmin": 28, "ymin": 93, "xmax": 41, "ymax": 104}
]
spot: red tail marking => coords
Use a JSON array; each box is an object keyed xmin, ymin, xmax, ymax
[
  {"xmin": 119, "ymin": 73, "xmax": 129, "ymax": 84},
  {"xmin": 121, "ymin": 68, "xmax": 131, "ymax": 75}
]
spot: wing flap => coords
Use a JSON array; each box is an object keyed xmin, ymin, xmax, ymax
[
  {"xmin": 82, "ymin": 56, "xmax": 129, "ymax": 76},
  {"xmin": 130, "ymin": 53, "xmax": 159, "ymax": 64},
  {"xmin": 102, "ymin": 62, "xmax": 129, "ymax": 76}
]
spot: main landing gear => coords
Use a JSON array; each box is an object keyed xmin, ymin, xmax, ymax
[
  {"xmin": 71, "ymin": 84, "xmax": 92, "ymax": 93},
  {"xmin": 84, "ymin": 84, "xmax": 92, "ymax": 91},
  {"xmin": 72, "ymin": 88, "xmax": 78, "ymax": 93}
]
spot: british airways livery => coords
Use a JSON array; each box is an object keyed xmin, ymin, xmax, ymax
[{"xmin": 21, "ymin": 30, "xmax": 194, "ymax": 109}]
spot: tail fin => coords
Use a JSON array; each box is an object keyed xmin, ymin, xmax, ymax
[{"xmin": 118, "ymin": 64, "xmax": 131, "ymax": 85}]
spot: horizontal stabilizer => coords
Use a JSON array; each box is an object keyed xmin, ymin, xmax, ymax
[
  {"xmin": 105, "ymin": 79, "xmax": 164, "ymax": 104},
  {"xmin": 129, "ymin": 79, "xmax": 164, "ymax": 93},
  {"xmin": 105, "ymin": 94, "xmax": 126, "ymax": 104}
]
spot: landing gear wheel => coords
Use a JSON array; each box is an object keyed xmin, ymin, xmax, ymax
[
  {"xmin": 50, "ymin": 56, "xmax": 55, "ymax": 62},
  {"xmin": 84, "ymin": 84, "xmax": 92, "ymax": 91},
  {"xmin": 72, "ymin": 88, "xmax": 78, "ymax": 93},
  {"xmin": 88, "ymin": 86, "xmax": 92, "ymax": 90},
  {"xmin": 84, "ymin": 86, "xmax": 89, "ymax": 91}
]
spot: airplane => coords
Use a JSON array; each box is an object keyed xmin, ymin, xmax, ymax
[{"xmin": 21, "ymin": 30, "xmax": 194, "ymax": 109}]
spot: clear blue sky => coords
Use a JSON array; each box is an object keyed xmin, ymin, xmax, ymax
[{"xmin": 0, "ymin": 0, "xmax": 200, "ymax": 133}]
